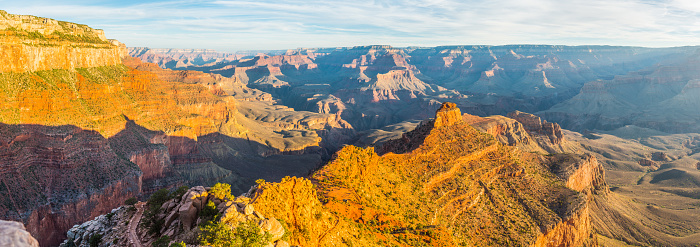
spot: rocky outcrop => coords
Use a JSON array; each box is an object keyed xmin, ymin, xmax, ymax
[
  {"xmin": 58, "ymin": 207, "xmax": 129, "ymax": 247},
  {"xmin": 0, "ymin": 220, "xmax": 39, "ymax": 247},
  {"xmin": 317, "ymin": 104, "xmax": 595, "ymax": 246},
  {"xmin": 638, "ymin": 158, "xmax": 660, "ymax": 171},
  {"xmin": 508, "ymin": 111, "xmax": 564, "ymax": 144},
  {"xmin": 434, "ymin": 102, "xmax": 462, "ymax": 128},
  {"xmin": 651, "ymin": 151, "xmax": 671, "ymax": 162},
  {"xmin": 63, "ymin": 186, "xmax": 291, "ymax": 247},
  {"xmin": 549, "ymin": 154, "xmax": 609, "ymax": 194},
  {"xmin": 530, "ymin": 152, "xmax": 612, "ymax": 247},
  {"xmin": 464, "ymin": 111, "xmax": 577, "ymax": 154},
  {"xmin": 531, "ymin": 206, "xmax": 594, "ymax": 247}
]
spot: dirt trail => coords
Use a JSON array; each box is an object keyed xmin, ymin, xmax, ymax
[
  {"xmin": 128, "ymin": 202, "xmax": 145, "ymax": 247},
  {"xmin": 423, "ymin": 144, "xmax": 498, "ymax": 192}
]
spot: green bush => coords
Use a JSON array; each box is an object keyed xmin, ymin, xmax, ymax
[
  {"xmin": 200, "ymin": 201, "xmax": 219, "ymax": 220},
  {"xmin": 153, "ymin": 236, "xmax": 170, "ymax": 247},
  {"xmin": 210, "ymin": 183, "xmax": 231, "ymax": 200},
  {"xmin": 105, "ymin": 212, "xmax": 114, "ymax": 221},
  {"xmin": 169, "ymin": 241, "xmax": 186, "ymax": 247},
  {"xmin": 171, "ymin": 186, "xmax": 189, "ymax": 201},
  {"xmin": 199, "ymin": 221, "xmax": 271, "ymax": 247},
  {"xmin": 125, "ymin": 197, "xmax": 138, "ymax": 205},
  {"xmin": 149, "ymin": 189, "xmax": 171, "ymax": 207},
  {"xmin": 141, "ymin": 189, "xmax": 171, "ymax": 235},
  {"xmin": 88, "ymin": 234, "xmax": 102, "ymax": 247}
]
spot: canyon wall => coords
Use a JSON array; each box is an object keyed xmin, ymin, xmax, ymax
[{"xmin": 0, "ymin": 11, "xmax": 127, "ymax": 73}]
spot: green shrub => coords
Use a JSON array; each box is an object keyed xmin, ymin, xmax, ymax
[
  {"xmin": 141, "ymin": 189, "xmax": 171, "ymax": 235},
  {"xmin": 88, "ymin": 234, "xmax": 102, "ymax": 247},
  {"xmin": 153, "ymin": 236, "xmax": 170, "ymax": 247},
  {"xmin": 199, "ymin": 221, "xmax": 271, "ymax": 247},
  {"xmin": 169, "ymin": 241, "xmax": 186, "ymax": 247},
  {"xmin": 200, "ymin": 201, "xmax": 219, "ymax": 220},
  {"xmin": 210, "ymin": 183, "xmax": 231, "ymax": 200},
  {"xmin": 148, "ymin": 189, "xmax": 171, "ymax": 207},
  {"xmin": 171, "ymin": 186, "xmax": 189, "ymax": 201},
  {"xmin": 125, "ymin": 197, "xmax": 138, "ymax": 205}
]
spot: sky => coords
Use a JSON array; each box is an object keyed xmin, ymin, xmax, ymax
[{"xmin": 2, "ymin": 0, "xmax": 700, "ymax": 52}]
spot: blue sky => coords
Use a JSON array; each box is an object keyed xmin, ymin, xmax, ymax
[{"xmin": 3, "ymin": 0, "xmax": 700, "ymax": 52}]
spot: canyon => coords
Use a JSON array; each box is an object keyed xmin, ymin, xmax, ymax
[
  {"xmin": 131, "ymin": 45, "xmax": 699, "ymax": 132},
  {"xmin": 3, "ymin": 9, "xmax": 700, "ymax": 247},
  {"xmin": 0, "ymin": 11, "xmax": 351, "ymax": 246},
  {"xmin": 60, "ymin": 103, "xmax": 607, "ymax": 246}
]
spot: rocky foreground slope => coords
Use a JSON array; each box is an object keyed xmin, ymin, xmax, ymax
[{"xmin": 66, "ymin": 103, "xmax": 607, "ymax": 246}]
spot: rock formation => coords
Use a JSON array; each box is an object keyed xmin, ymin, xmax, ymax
[
  {"xmin": 59, "ymin": 103, "xmax": 605, "ymax": 247},
  {"xmin": 61, "ymin": 185, "xmax": 291, "ymax": 247},
  {"xmin": 314, "ymin": 103, "xmax": 598, "ymax": 246},
  {"xmin": 0, "ymin": 11, "xmax": 127, "ymax": 73},
  {"xmin": 508, "ymin": 111, "xmax": 564, "ymax": 144},
  {"xmin": 433, "ymin": 102, "xmax": 462, "ymax": 128},
  {"xmin": 0, "ymin": 220, "xmax": 39, "ymax": 247}
]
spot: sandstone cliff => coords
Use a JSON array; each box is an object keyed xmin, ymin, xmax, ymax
[{"xmin": 0, "ymin": 11, "xmax": 127, "ymax": 73}]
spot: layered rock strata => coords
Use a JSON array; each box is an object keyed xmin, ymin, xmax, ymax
[{"xmin": 0, "ymin": 11, "xmax": 127, "ymax": 73}]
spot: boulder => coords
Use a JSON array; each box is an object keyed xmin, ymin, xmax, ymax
[
  {"xmin": 162, "ymin": 209, "xmax": 180, "ymax": 233},
  {"xmin": 220, "ymin": 206, "xmax": 246, "ymax": 226},
  {"xmin": 178, "ymin": 201, "xmax": 198, "ymax": 231},
  {"xmin": 244, "ymin": 204, "xmax": 255, "ymax": 215},
  {"xmin": 651, "ymin": 152, "xmax": 671, "ymax": 162},
  {"xmin": 0, "ymin": 220, "xmax": 39, "ymax": 247},
  {"xmin": 258, "ymin": 218, "xmax": 285, "ymax": 241}
]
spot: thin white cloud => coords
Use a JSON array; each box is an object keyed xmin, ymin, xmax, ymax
[{"xmin": 2, "ymin": 0, "xmax": 700, "ymax": 51}]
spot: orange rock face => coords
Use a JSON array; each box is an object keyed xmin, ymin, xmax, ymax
[
  {"xmin": 433, "ymin": 102, "xmax": 462, "ymax": 128},
  {"xmin": 531, "ymin": 206, "xmax": 594, "ymax": 247},
  {"xmin": 0, "ymin": 12, "xmax": 127, "ymax": 73},
  {"xmin": 0, "ymin": 40, "xmax": 125, "ymax": 73},
  {"xmin": 308, "ymin": 104, "xmax": 595, "ymax": 246}
]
